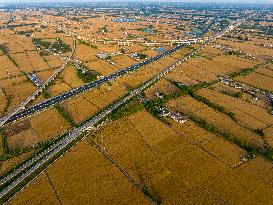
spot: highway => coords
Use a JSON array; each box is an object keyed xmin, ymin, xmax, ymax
[
  {"xmin": 0, "ymin": 36, "xmax": 77, "ymax": 127},
  {"xmin": 3, "ymin": 43, "xmax": 188, "ymax": 126},
  {"xmin": 0, "ymin": 20, "xmax": 243, "ymax": 201},
  {"xmin": 0, "ymin": 18, "xmax": 218, "ymax": 127}
]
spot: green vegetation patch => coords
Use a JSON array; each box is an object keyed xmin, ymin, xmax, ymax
[
  {"xmin": 0, "ymin": 128, "xmax": 9, "ymax": 155},
  {"xmin": 77, "ymin": 67, "xmax": 101, "ymax": 83},
  {"xmin": 2, "ymin": 87, "xmax": 12, "ymax": 114},
  {"xmin": 78, "ymin": 39, "xmax": 97, "ymax": 49},
  {"xmin": 110, "ymin": 100, "xmax": 145, "ymax": 121},
  {"xmin": 32, "ymin": 37, "xmax": 72, "ymax": 54}
]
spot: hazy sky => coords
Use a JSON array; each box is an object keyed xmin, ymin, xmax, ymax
[{"xmin": 0, "ymin": 0, "xmax": 272, "ymax": 4}]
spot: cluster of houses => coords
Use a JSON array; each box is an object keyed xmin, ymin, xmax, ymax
[
  {"xmin": 96, "ymin": 51, "xmax": 122, "ymax": 65},
  {"xmin": 129, "ymin": 52, "xmax": 147, "ymax": 61},
  {"xmin": 211, "ymin": 44, "xmax": 256, "ymax": 60},
  {"xmin": 156, "ymin": 105, "xmax": 187, "ymax": 124},
  {"xmin": 136, "ymin": 93, "xmax": 187, "ymax": 123},
  {"xmin": 261, "ymin": 43, "xmax": 273, "ymax": 49},
  {"xmin": 219, "ymin": 76, "xmax": 243, "ymax": 89},
  {"xmin": 219, "ymin": 76, "xmax": 273, "ymax": 113},
  {"xmin": 240, "ymin": 153, "xmax": 256, "ymax": 162},
  {"xmin": 34, "ymin": 42, "xmax": 70, "ymax": 59},
  {"xmin": 96, "ymin": 50, "xmax": 147, "ymax": 64},
  {"xmin": 155, "ymin": 92, "xmax": 164, "ymax": 99}
]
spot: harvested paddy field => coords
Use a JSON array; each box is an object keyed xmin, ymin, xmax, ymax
[{"xmin": 7, "ymin": 129, "xmax": 35, "ymax": 150}]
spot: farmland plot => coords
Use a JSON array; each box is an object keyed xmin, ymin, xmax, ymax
[
  {"xmin": 145, "ymin": 78, "xmax": 180, "ymax": 99},
  {"xmin": 60, "ymin": 66, "xmax": 84, "ymax": 88},
  {"xmin": 196, "ymin": 88, "xmax": 273, "ymax": 129},
  {"xmin": 74, "ymin": 44, "xmax": 98, "ymax": 62},
  {"xmin": 264, "ymin": 126, "xmax": 273, "ymax": 147},
  {"xmin": 43, "ymin": 55, "xmax": 64, "ymax": 68},
  {"xmin": 44, "ymin": 140, "xmax": 151, "ymax": 205},
  {"xmin": 7, "ymin": 173, "xmax": 62, "ymax": 205},
  {"xmin": 92, "ymin": 111, "xmax": 229, "ymax": 204},
  {"xmin": 4, "ymin": 82, "xmax": 36, "ymax": 112},
  {"xmin": 0, "ymin": 55, "xmax": 20, "ymax": 78},
  {"xmin": 236, "ymin": 157, "xmax": 273, "ymax": 183},
  {"xmin": 7, "ymin": 129, "xmax": 35, "ymax": 150},
  {"xmin": 236, "ymin": 71, "xmax": 273, "ymax": 92},
  {"xmin": 204, "ymin": 169, "xmax": 273, "ymax": 204},
  {"xmin": 62, "ymin": 94, "xmax": 99, "ymax": 124},
  {"xmin": 168, "ymin": 95, "xmax": 265, "ymax": 147},
  {"xmin": 85, "ymin": 59, "xmax": 117, "ymax": 76},
  {"xmin": 0, "ymin": 88, "xmax": 6, "ymax": 115},
  {"xmin": 30, "ymin": 108, "xmax": 70, "ymax": 143}
]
